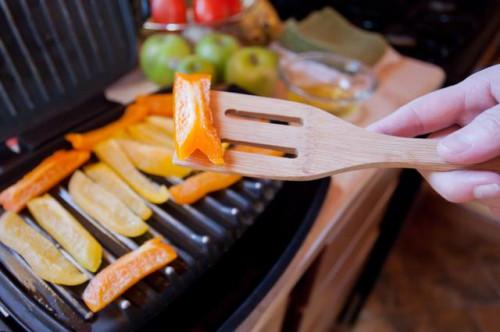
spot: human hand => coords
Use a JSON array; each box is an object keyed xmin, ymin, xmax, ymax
[{"xmin": 368, "ymin": 65, "xmax": 500, "ymax": 218}]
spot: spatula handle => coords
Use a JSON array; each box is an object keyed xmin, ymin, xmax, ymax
[{"xmin": 377, "ymin": 136, "xmax": 500, "ymax": 172}]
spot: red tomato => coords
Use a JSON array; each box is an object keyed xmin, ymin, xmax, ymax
[
  {"xmin": 150, "ymin": 0, "xmax": 187, "ymax": 24},
  {"xmin": 193, "ymin": 0, "xmax": 231, "ymax": 24},
  {"xmin": 227, "ymin": 0, "xmax": 242, "ymax": 14}
]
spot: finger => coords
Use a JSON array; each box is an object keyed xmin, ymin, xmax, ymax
[
  {"xmin": 421, "ymin": 128, "xmax": 500, "ymax": 219},
  {"xmin": 437, "ymin": 105, "xmax": 500, "ymax": 164},
  {"xmin": 419, "ymin": 169, "xmax": 500, "ymax": 203},
  {"xmin": 367, "ymin": 85, "xmax": 465, "ymax": 137},
  {"xmin": 474, "ymin": 184, "xmax": 500, "ymax": 205},
  {"xmin": 367, "ymin": 64, "xmax": 500, "ymax": 137}
]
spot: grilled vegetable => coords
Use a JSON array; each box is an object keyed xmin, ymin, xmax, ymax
[
  {"xmin": 174, "ymin": 73, "xmax": 224, "ymax": 165},
  {"xmin": 93, "ymin": 140, "xmax": 169, "ymax": 204},
  {"xmin": 127, "ymin": 122, "xmax": 175, "ymax": 150},
  {"xmin": 233, "ymin": 144, "xmax": 284, "ymax": 156},
  {"xmin": 66, "ymin": 103, "xmax": 148, "ymax": 150},
  {"xmin": 82, "ymin": 238, "xmax": 177, "ymax": 312},
  {"xmin": 69, "ymin": 171, "xmax": 149, "ymax": 237},
  {"xmin": 136, "ymin": 94, "xmax": 173, "ymax": 117},
  {"xmin": 0, "ymin": 212, "xmax": 88, "ymax": 285},
  {"xmin": 118, "ymin": 139, "xmax": 191, "ymax": 178},
  {"xmin": 146, "ymin": 116, "xmax": 175, "ymax": 135},
  {"xmin": 170, "ymin": 172, "xmax": 241, "ymax": 204},
  {"xmin": 84, "ymin": 163, "xmax": 152, "ymax": 220},
  {"xmin": 170, "ymin": 145, "xmax": 282, "ymax": 204},
  {"xmin": 27, "ymin": 195, "xmax": 103, "ymax": 272},
  {"xmin": 0, "ymin": 150, "xmax": 90, "ymax": 212}
]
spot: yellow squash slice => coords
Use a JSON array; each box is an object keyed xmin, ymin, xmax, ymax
[
  {"xmin": 118, "ymin": 139, "xmax": 191, "ymax": 178},
  {"xmin": 93, "ymin": 140, "xmax": 169, "ymax": 204},
  {"xmin": 84, "ymin": 163, "xmax": 152, "ymax": 220},
  {"xmin": 0, "ymin": 212, "xmax": 88, "ymax": 285},
  {"xmin": 145, "ymin": 116, "xmax": 175, "ymax": 136},
  {"xmin": 127, "ymin": 122, "xmax": 175, "ymax": 150},
  {"xmin": 27, "ymin": 194, "xmax": 103, "ymax": 272},
  {"xmin": 68, "ymin": 171, "xmax": 149, "ymax": 237}
]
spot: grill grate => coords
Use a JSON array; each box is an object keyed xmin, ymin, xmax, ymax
[{"xmin": 0, "ymin": 166, "xmax": 283, "ymax": 331}]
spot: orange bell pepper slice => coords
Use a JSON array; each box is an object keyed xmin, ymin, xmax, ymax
[
  {"xmin": 170, "ymin": 145, "xmax": 282, "ymax": 204},
  {"xmin": 0, "ymin": 150, "xmax": 90, "ymax": 212},
  {"xmin": 82, "ymin": 238, "xmax": 177, "ymax": 312},
  {"xmin": 170, "ymin": 172, "xmax": 241, "ymax": 205},
  {"xmin": 232, "ymin": 145, "xmax": 284, "ymax": 157},
  {"xmin": 65, "ymin": 103, "xmax": 148, "ymax": 150},
  {"xmin": 136, "ymin": 94, "xmax": 173, "ymax": 117},
  {"xmin": 174, "ymin": 73, "xmax": 224, "ymax": 165}
]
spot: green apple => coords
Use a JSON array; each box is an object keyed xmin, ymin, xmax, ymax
[
  {"xmin": 140, "ymin": 34, "xmax": 190, "ymax": 86},
  {"xmin": 195, "ymin": 33, "xmax": 239, "ymax": 81},
  {"xmin": 225, "ymin": 47, "xmax": 278, "ymax": 96},
  {"xmin": 177, "ymin": 55, "xmax": 216, "ymax": 81}
]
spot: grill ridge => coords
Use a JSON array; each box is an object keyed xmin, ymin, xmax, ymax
[
  {"xmin": 0, "ymin": 1, "xmax": 46, "ymax": 105},
  {"xmin": 54, "ymin": 0, "xmax": 91, "ymax": 79},
  {"xmin": 37, "ymin": 0, "xmax": 77, "ymax": 86},
  {"xmin": 18, "ymin": 0, "xmax": 65, "ymax": 95}
]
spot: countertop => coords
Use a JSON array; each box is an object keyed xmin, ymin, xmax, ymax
[{"xmin": 236, "ymin": 48, "xmax": 445, "ymax": 331}]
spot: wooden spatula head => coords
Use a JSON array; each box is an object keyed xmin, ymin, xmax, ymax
[
  {"xmin": 174, "ymin": 91, "xmax": 500, "ymax": 180},
  {"xmin": 174, "ymin": 91, "xmax": 376, "ymax": 180}
]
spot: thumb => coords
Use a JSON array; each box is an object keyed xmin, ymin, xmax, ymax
[{"xmin": 437, "ymin": 106, "xmax": 500, "ymax": 164}]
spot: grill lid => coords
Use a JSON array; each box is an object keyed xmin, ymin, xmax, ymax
[{"xmin": 0, "ymin": 0, "xmax": 137, "ymax": 144}]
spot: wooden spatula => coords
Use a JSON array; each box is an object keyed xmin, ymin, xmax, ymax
[{"xmin": 174, "ymin": 91, "xmax": 500, "ymax": 181}]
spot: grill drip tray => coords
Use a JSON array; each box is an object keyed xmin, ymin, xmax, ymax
[{"xmin": 0, "ymin": 159, "xmax": 329, "ymax": 332}]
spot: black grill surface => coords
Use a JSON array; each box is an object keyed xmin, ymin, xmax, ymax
[
  {"xmin": 0, "ymin": 0, "xmax": 136, "ymax": 144},
  {"xmin": 0, "ymin": 162, "xmax": 285, "ymax": 332}
]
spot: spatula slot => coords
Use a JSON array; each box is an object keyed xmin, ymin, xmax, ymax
[
  {"xmin": 223, "ymin": 141, "xmax": 298, "ymax": 159},
  {"xmin": 224, "ymin": 109, "xmax": 303, "ymax": 127}
]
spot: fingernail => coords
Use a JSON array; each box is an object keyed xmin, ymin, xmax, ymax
[
  {"xmin": 474, "ymin": 183, "xmax": 500, "ymax": 200},
  {"xmin": 438, "ymin": 134, "xmax": 472, "ymax": 155}
]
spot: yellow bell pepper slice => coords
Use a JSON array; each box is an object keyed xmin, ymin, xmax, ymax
[
  {"xmin": 93, "ymin": 140, "xmax": 169, "ymax": 204},
  {"xmin": 68, "ymin": 171, "xmax": 148, "ymax": 237},
  {"xmin": 118, "ymin": 139, "xmax": 191, "ymax": 178},
  {"xmin": 127, "ymin": 122, "xmax": 175, "ymax": 150},
  {"xmin": 84, "ymin": 163, "xmax": 152, "ymax": 220},
  {"xmin": 145, "ymin": 116, "xmax": 175, "ymax": 136},
  {"xmin": 0, "ymin": 212, "xmax": 88, "ymax": 285},
  {"xmin": 27, "ymin": 194, "xmax": 103, "ymax": 272}
]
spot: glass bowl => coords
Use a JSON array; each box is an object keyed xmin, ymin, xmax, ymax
[{"xmin": 279, "ymin": 52, "xmax": 378, "ymax": 117}]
